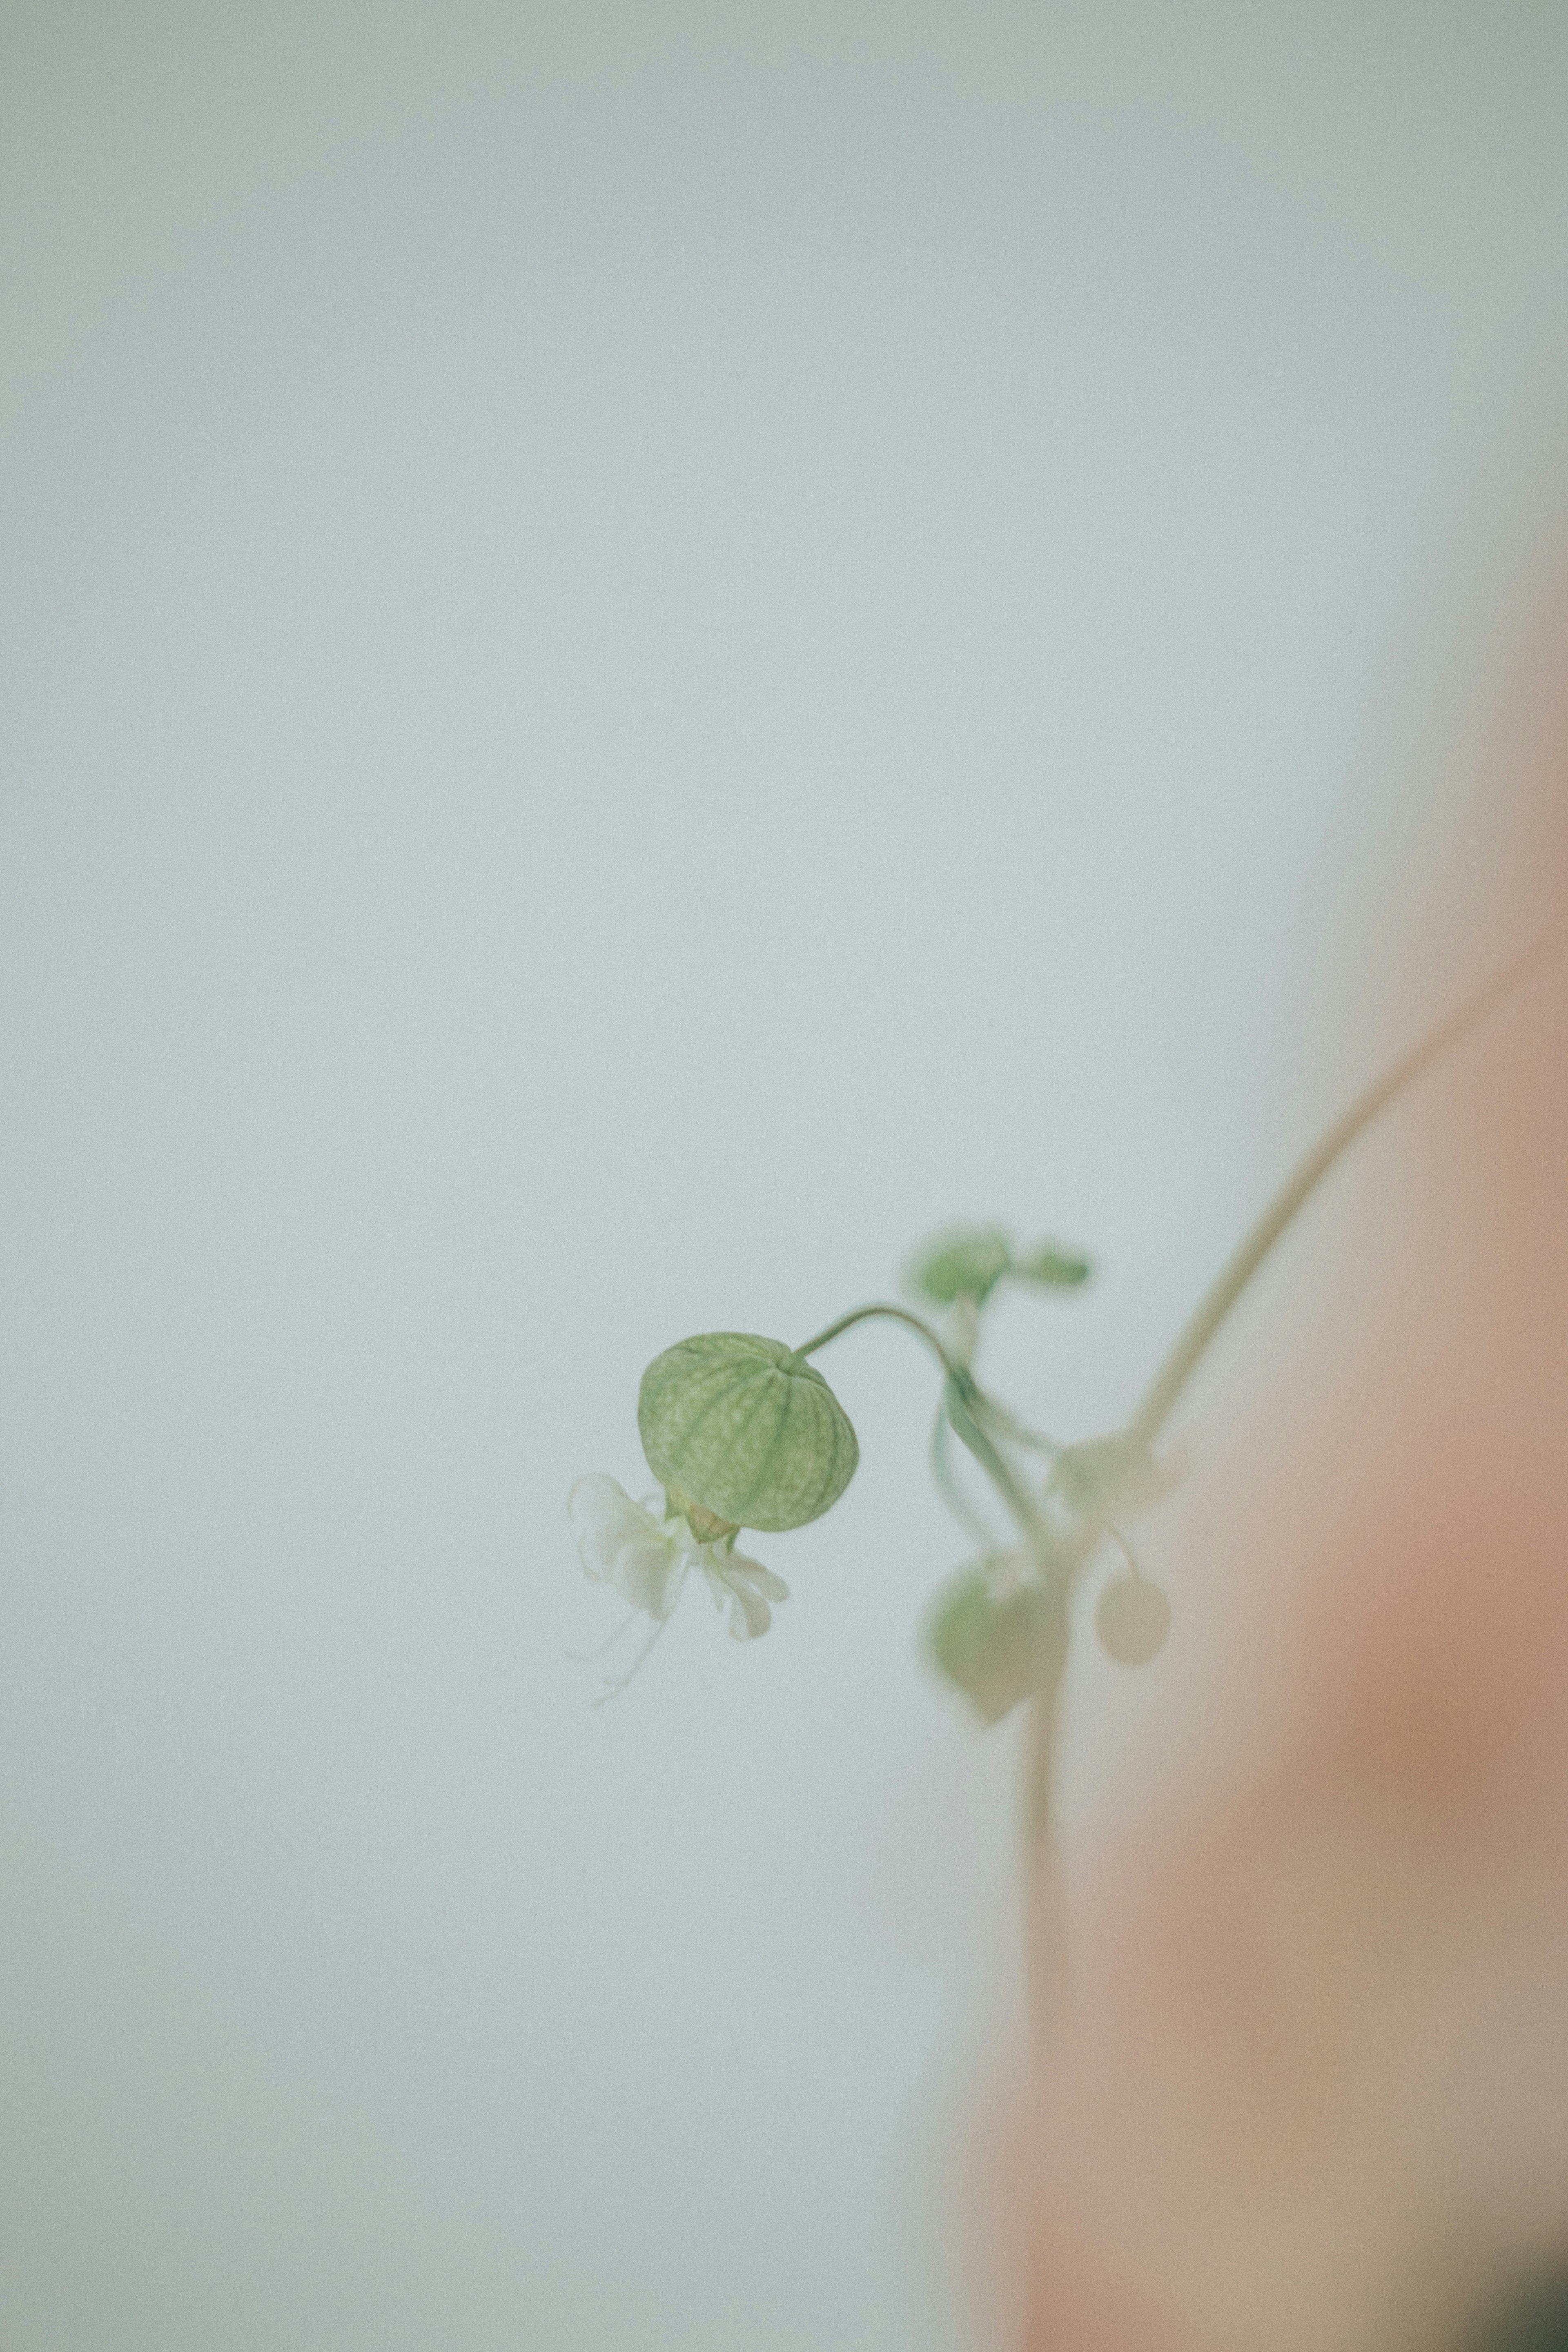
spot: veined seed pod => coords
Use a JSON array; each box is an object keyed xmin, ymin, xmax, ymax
[{"xmin": 637, "ymin": 1332, "xmax": 859, "ymax": 1533}]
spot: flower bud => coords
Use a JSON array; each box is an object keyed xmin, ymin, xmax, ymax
[
  {"xmin": 909, "ymin": 1225, "xmax": 1013, "ymax": 1306},
  {"xmin": 1016, "ymin": 1241, "xmax": 1091, "ymax": 1288},
  {"xmin": 926, "ymin": 1558, "xmax": 1069, "ymax": 1725},
  {"xmin": 637, "ymin": 1332, "xmax": 858, "ymax": 1533},
  {"xmin": 1093, "ymin": 1571, "xmax": 1172, "ymax": 1666}
]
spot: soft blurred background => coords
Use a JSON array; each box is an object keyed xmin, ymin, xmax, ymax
[{"xmin": 2, "ymin": 6, "xmax": 1567, "ymax": 2347}]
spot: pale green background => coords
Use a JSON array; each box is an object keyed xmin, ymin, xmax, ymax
[{"xmin": 2, "ymin": 6, "xmax": 1567, "ymax": 2347}]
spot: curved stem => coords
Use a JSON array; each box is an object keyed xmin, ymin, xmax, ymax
[
  {"xmin": 972, "ymin": 1393, "xmax": 1062, "ymax": 1458},
  {"xmin": 930, "ymin": 1403, "xmax": 1004, "ymax": 1550},
  {"xmin": 796, "ymin": 1302, "xmax": 1054, "ymax": 1551},
  {"xmin": 1129, "ymin": 939, "xmax": 1547, "ymax": 1450},
  {"xmin": 948, "ymin": 1295, "xmax": 982, "ymax": 1370},
  {"xmin": 944, "ymin": 1380, "xmax": 1055, "ymax": 1552},
  {"xmin": 1020, "ymin": 938, "xmax": 1548, "ymax": 2038},
  {"xmin": 794, "ymin": 1301, "xmax": 970, "ymax": 1389}
]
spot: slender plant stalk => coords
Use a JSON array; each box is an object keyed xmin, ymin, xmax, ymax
[
  {"xmin": 791, "ymin": 947, "xmax": 1546, "ymax": 2037},
  {"xmin": 1022, "ymin": 937, "xmax": 1548, "ymax": 2029},
  {"xmin": 796, "ymin": 1302, "xmax": 1055, "ymax": 1548},
  {"xmin": 1129, "ymin": 942, "xmax": 1544, "ymax": 1450},
  {"xmin": 930, "ymin": 1405, "xmax": 1003, "ymax": 1549},
  {"xmin": 795, "ymin": 1301, "xmax": 970, "ymax": 1385}
]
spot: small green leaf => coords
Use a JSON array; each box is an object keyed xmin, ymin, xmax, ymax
[
  {"xmin": 925, "ymin": 1561, "xmax": 1068, "ymax": 1726},
  {"xmin": 637, "ymin": 1332, "xmax": 858, "ymax": 1533},
  {"xmin": 1016, "ymin": 1242, "xmax": 1092, "ymax": 1288},
  {"xmin": 908, "ymin": 1225, "xmax": 1013, "ymax": 1306}
]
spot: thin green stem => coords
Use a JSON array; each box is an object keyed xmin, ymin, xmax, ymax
[
  {"xmin": 1128, "ymin": 940, "xmax": 1546, "ymax": 1450},
  {"xmin": 972, "ymin": 1394, "xmax": 1061, "ymax": 1458},
  {"xmin": 796, "ymin": 1301, "xmax": 1053, "ymax": 1551},
  {"xmin": 944, "ymin": 1380, "xmax": 1055, "ymax": 1552},
  {"xmin": 1022, "ymin": 944, "xmax": 1546, "ymax": 2029},
  {"xmin": 795, "ymin": 1301, "xmax": 970, "ymax": 1389},
  {"xmin": 929, "ymin": 1404, "xmax": 1003, "ymax": 1549},
  {"xmin": 947, "ymin": 1294, "xmax": 982, "ymax": 1370}
]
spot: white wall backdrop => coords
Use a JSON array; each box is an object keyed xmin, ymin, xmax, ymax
[{"xmin": 3, "ymin": 7, "xmax": 1567, "ymax": 2346}]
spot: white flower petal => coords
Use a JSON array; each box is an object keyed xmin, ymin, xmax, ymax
[
  {"xmin": 727, "ymin": 1552, "xmax": 789, "ymax": 1602},
  {"xmin": 612, "ymin": 1536, "xmax": 688, "ymax": 1621},
  {"xmin": 568, "ymin": 1475, "xmax": 662, "ymax": 1581},
  {"xmin": 570, "ymin": 1482, "xmax": 782, "ymax": 1656},
  {"xmin": 726, "ymin": 1584, "xmax": 769, "ymax": 1639},
  {"xmin": 710, "ymin": 1551, "xmax": 789, "ymax": 1641}
]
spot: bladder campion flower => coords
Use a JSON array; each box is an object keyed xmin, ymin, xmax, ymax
[
  {"xmin": 571, "ymin": 944, "xmax": 1539, "ymax": 1726},
  {"xmin": 567, "ymin": 1475, "xmax": 789, "ymax": 1699}
]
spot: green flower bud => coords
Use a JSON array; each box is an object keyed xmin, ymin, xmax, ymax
[
  {"xmin": 637, "ymin": 1332, "xmax": 858, "ymax": 1534},
  {"xmin": 1093, "ymin": 1572, "xmax": 1172, "ymax": 1666},
  {"xmin": 909, "ymin": 1225, "xmax": 1013, "ymax": 1306},
  {"xmin": 926, "ymin": 1559, "xmax": 1069, "ymax": 1726},
  {"xmin": 1016, "ymin": 1241, "xmax": 1091, "ymax": 1288}
]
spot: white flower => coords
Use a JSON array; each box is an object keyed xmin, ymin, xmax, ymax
[
  {"xmin": 568, "ymin": 1474, "xmax": 789, "ymax": 1660},
  {"xmin": 569, "ymin": 1473, "xmax": 693, "ymax": 1621},
  {"xmin": 702, "ymin": 1549, "xmax": 789, "ymax": 1641}
]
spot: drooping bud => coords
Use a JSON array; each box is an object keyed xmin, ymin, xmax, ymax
[
  {"xmin": 908, "ymin": 1225, "xmax": 1013, "ymax": 1307},
  {"xmin": 1093, "ymin": 1571, "xmax": 1172, "ymax": 1666},
  {"xmin": 925, "ymin": 1558, "xmax": 1069, "ymax": 1725},
  {"xmin": 637, "ymin": 1332, "xmax": 858, "ymax": 1533},
  {"xmin": 1015, "ymin": 1241, "xmax": 1091, "ymax": 1288}
]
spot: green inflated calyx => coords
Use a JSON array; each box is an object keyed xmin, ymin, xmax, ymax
[{"xmin": 637, "ymin": 1332, "xmax": 859, "ymax": 1533}]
